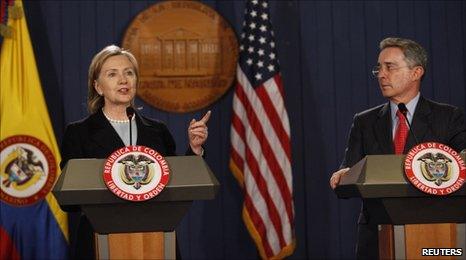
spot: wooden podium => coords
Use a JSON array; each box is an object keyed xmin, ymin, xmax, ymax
[
  {"xmin": 335, "ymin": 153, "xmax": 466, "ymax": 259},
  {"xmin": 53, "ymin": 156, "xmax": 219, "ymax": 259}
]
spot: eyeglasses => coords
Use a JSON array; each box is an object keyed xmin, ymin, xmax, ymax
[{"xmin": 371, "ymin": 65, "xmax": 410, "ymax": 77}]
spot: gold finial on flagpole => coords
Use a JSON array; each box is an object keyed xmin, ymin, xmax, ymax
[{"xmin": 9, "ymin": 2, "xmax": 22, "ymax": 19}]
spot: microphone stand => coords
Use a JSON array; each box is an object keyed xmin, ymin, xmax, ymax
[{"xmin": 126, "ymin": 107, "xmax": 135, "ymax": 146}]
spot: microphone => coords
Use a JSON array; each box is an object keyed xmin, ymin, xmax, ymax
[
  {"xmin": 126, "ymin": 107, "xmax": 135, "ymax": 146},
  {"xmin": 397, "ymin": 103, "xmax": 419, "ymax": 145}
]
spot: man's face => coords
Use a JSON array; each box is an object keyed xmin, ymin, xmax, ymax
[{"xmin": 376, "ymin": 47, "xmax": 421, "ymax": 104}]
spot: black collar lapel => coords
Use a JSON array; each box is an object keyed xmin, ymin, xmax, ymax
[
  {"xmin": 135, "ymin": 112, "xmax": 161, "ymax": 147},
  {"xmin": 404, "ymin": 96, "xmax": 432, "ymax": 152},
  {"xmin": 374, "ymin": 103, "xmax": 394, "ymax": 154},
  {"xmin": 88, "ymin": 110, "xmax": 125, "ymax": 154}
]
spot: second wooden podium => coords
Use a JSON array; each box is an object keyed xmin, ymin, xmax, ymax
[{"xmin": 335, "ymin": 153, "xmax": 466, "ymax": 259}]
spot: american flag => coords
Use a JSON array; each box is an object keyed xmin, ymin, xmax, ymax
[{"xmin": 229, "ymin": 0, "xmax": 295, "ymax": 258}]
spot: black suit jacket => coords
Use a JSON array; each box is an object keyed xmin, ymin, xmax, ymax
[
  {"xmin": 60, "ymin": 109, "xmax": 197, "ymax": 260},
  {"xmin": 341, "ymin": 96, "xmax": 466, "ymax": 259},
  {"xmin": 341, "ymin": 96, "xmax": 466, "ymax": 171},
  {"xmin": 60, "ymin": 109, "xmax": 196, "ymax": 169}
]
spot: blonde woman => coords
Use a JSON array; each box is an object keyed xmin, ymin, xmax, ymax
[{"xmin": 61, "ymin": 45, "xmax": 210, "ymax": 259}]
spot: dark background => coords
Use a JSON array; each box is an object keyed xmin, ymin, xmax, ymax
[{"xmin": 16, "ymin": 0, "xmax": 466, "ymax": 259}]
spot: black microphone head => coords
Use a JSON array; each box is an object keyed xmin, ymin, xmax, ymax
[
  {"xmin": 397, "ymin": 103, "xmax": 408, "ymax": 115},
  {"xmin": 126, "ymin": 107, "xmax": 135, "ymax": 119}
]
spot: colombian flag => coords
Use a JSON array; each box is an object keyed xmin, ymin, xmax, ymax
[{"xmin": 0, "ymin": 0, "xmax": 68, "ymax": 259}]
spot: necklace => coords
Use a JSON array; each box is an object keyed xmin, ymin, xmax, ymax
[{"xmin": 102, "ymin": 109, "xmax": 135, "ymax": 123}]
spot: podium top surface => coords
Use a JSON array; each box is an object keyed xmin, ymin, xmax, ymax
[{"xmin": 53, "ymin": 156, "xmax": 219, "ymax": 206}]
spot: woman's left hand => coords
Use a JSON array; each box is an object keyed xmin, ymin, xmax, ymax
[{"xmin": 188, "ymin": 110, "xmax": 211, "ymax": 155}]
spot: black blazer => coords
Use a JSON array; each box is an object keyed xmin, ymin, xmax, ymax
[
  {"xmin": 60, "ymin": 109, "xmax": 196, "ymax": 169},
  {"xmin": 341, "ymin": 96, "xmax": 466, "ymax": 170},
  {"xmin": 60, "ymin": 109, "xmax": 197, "ymax": 260}
]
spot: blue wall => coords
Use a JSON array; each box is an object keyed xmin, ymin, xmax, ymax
[{"xmin": 21, "ymin": 1, "xmax": 466, "ymax": 259}]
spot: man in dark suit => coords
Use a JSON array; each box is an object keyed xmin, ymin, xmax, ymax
[{"xmin": 329, "ymin": 37, "xmax": 466, "ymax": 259}]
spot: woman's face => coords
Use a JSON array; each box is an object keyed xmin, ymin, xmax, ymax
[{"xmin": 95, "ymin": 55, "xmax": 137, "ymax": 108}]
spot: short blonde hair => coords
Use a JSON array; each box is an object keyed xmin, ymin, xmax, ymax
[{"xmin": 87, "ymin": 45, "xmax": 139, "ymax": 114}]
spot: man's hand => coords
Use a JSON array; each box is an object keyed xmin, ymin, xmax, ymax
[
  {"xmin": 329, "ymin": 167, "xmax": 350, "ymax": 189},
  {"xmin": 188, "ymin": 111, "xmax": 211, "ymax": 155}
]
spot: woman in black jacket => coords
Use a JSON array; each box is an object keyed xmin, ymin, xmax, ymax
[{"xmin": 61, "ymin": 45, "xmax": 210, "ymax": 259}]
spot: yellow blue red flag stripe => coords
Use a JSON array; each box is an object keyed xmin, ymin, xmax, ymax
[{"xmin": 0, "ymin": 0, "xmax": 69, "ymax": 259}]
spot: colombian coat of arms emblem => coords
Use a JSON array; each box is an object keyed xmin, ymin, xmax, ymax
[
  {"xmin": 0, "ymin": 135, "xmax": 56, "ymax": 206},
  {"xmin": 404, "ymin": 142, "xmax": 465, "ymax": 196},
  {"xmin": 103, "ymin": 145, "xmax": 170, "ymax": 202}
]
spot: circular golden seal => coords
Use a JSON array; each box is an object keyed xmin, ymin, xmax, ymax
[{"xmin": 122, "ymin": 0, "xmax": 238, "ymax": 113}]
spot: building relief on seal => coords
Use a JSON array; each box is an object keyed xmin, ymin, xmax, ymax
[{"xmin": 123, "ymin": 0, "xmax": 238, "ymax": 113}]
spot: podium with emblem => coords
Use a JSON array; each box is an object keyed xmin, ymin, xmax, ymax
[
  {"xmin": 53, "ymin": 155, "xmax": 219, "ymax": 259},
  {"xmin": 335, "ymin": 151, "xmax": 466, "ymax": 259}
]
